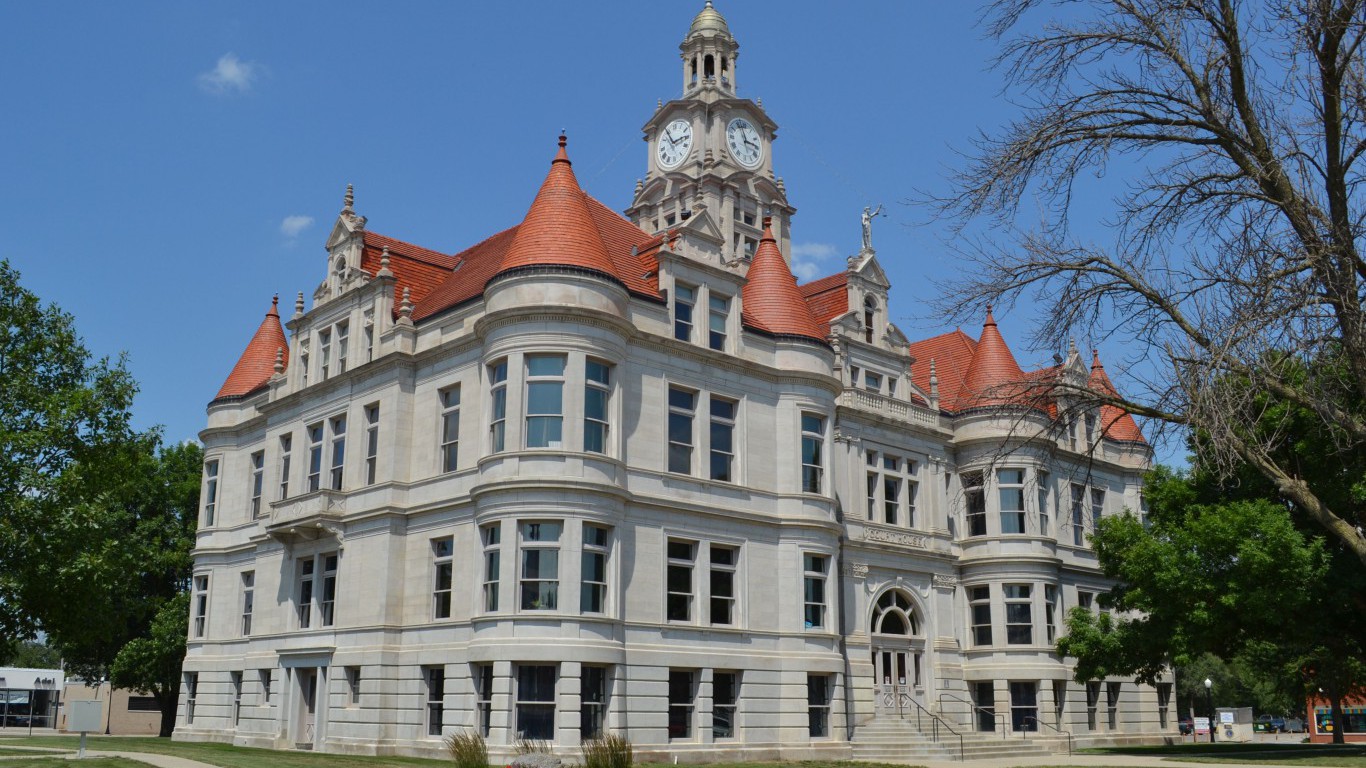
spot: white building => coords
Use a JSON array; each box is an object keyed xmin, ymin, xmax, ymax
[{"xmin": 177, "ymin": 3, "xmax": 1164, "ymax": 760}]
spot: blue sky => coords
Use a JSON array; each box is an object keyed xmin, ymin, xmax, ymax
[{"xmin": 1, "ymin": 1, "xmax": 1167, "ymax": 457}]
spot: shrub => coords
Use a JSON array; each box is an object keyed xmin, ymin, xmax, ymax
[
  {"xmin": 514, "ymin": 737, "xmax": 553, "ymax": 755},
  {"xmin": 582, "ymin": 733, "xmax": 633, "ymax": 768},
  {"xmin": 446, "ymin": 730, "xmax": 488, "ymax": 768}
]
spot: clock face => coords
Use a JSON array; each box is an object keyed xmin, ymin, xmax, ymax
[
  {"xmin": 656, "ymin": 119, "xmax": 693, "ymax": 169},
  {"xmin": 726, "ymin": 117, "xmax": 763, "ymax": 168}
]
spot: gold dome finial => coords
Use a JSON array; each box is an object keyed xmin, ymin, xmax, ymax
[{"xmin": 689, "ymin": 0, "xmax": 730, "ymax": 37}]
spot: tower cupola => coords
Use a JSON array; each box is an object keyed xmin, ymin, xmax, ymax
[{"xmin": 681, "ymin": 1, "xmax": 738, "ymax": 96}]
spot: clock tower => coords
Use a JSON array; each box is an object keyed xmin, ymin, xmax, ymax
[{"xmin": 627, "ymin": 2, "xmax": 795, "ymax": 263}]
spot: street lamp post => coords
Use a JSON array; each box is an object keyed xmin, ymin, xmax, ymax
[{"xmin": 1204, "ymin": 678, "xmax": 1216, "ymax": 744}]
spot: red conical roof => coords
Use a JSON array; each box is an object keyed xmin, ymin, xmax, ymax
[
  {"xmin": 957, "ymin": 307, "xmax": 1026, "ymax": 409},
  {"xmin": 495, "ymin": 135, "xmax": 619, "ymax": 280},
  {"xmin": 1088, "ymin": 351, "xmax": 1146, "ymax": 443},
  {"xmin": 214, "ymin": 296, "xmax": 288, "ymax": 401},
  {"xmin": 741, "ymin": 222, "xmax": 826, "ymax": 343}
]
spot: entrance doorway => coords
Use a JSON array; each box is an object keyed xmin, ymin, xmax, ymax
[
  {"xmin": 292, "ymin": 668, "xmax": 318, "ymax": 749},
  {"xmin": 869, "ymin": 589, "xmax": 926, "ymax": 716}
]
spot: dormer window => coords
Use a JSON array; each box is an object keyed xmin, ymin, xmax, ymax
[{"xmin": 863, "ymin": 297, "xmax": 878, "ymax": 343}]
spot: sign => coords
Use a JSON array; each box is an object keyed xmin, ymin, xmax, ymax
[
  {"xmin": 1194, "ymin": 716, "xmax": 1211, "ymax": 733},
  {"xmin": 68, "ymin": 700, "xmax": 103, "ymax": 732},
  {"xmin": 1220, "ymin": 711, "xmax": 1235, "ymax": 725}
]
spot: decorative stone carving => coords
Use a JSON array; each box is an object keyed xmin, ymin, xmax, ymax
[
  {"xmin": 933, "ymin": 573, "xmax": 958, "ymax": 589},
  {"xmin": 842, "ymin": 562, "xmax": 869, "ymax": 578},
  {"xmin": 862, "ymin": 527, "xmax": 927, "ymax": 548}
]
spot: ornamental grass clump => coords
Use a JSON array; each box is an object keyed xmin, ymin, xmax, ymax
[
  {"xmin": 446, "ymin": 730, "xmax": 489, "ymax": 768},
  {"xmin": 582, "ymin": 733, "xmax": 633, "ymax": 768}
]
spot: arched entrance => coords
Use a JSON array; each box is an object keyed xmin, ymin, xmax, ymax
[{"xmin": 869, "ymin": 589, "xmax": 927, "ymax": 716}]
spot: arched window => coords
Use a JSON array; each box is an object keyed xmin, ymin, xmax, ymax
[
  {"xmin": 864, "ymin": 296, "xmax": 878, "ymax": 343},
  {"xmin": 704, "ymin": 54, "xmax": 715, "ymax": 79},
  {"xmin": 871, "ymin": 590, "xmax": 918, "ymax": 636}
]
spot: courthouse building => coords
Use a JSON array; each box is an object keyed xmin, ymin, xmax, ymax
[{"xmin": 177, "ymin": 3, "xmax": 1165, "ymax": 759}]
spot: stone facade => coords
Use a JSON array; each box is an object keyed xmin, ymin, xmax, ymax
[{"xmin": 176, "ymin": 3, "xmax": 1166, "ymax": 760}]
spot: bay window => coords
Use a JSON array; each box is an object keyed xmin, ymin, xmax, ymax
[
  {"xmin": 525, "ymin": 355, "xmax": 566, "ymax": 448},
  {"xmin": 519, "ymin": 522, "xmax": 561, "ymax": 610}
]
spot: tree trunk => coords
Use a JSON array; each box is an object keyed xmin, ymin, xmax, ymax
[
  {"xmin": 154, "ymin": 686, "xmax": 179, "ymax": 738},
  {"xmin": 1330, "ymin": 693, "xmax": 1346, "ymax": 745}
]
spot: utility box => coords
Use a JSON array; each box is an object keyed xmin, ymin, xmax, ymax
[
  {"xmin": 1217, "ymin": 707, "xmax": 1254, "ymax": 742},
  {"xmin": 68, "ymin": 700, "xmax": 102, "ymax": 733}
]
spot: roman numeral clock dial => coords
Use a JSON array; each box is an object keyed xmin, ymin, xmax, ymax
[
  {"xmin": 726, "ymin": 117, "xmax": 762, "ymax": 168},
  {"xmin": 657, "ymin": 119, "xmax": 693, "ymax": 170}
]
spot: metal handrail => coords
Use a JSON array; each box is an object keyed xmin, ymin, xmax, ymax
[
  {"xmin": 1022, "ymin": 715, "xmax": 1073, "ymax": 755},
  {"xmin": 937, "ymin": 693, "xmax": 1007, "ymax": 738},
  {"xmin": 898, "ymin": 693, "xmax": 965, "ymax": 761}
]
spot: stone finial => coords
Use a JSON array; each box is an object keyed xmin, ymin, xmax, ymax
[
  {"xmin": 929, "ymin": 358, "xmax": 940, "ymax": 407},
  {"xmin": 273, "ymin": 347, "xmax": 285, "ymax": 376},
  {"xmin": 343, "ymin": 183, "xmax": 355, "ymax": 211},
  {"xmin": 635, "ymin": 178, "xmax": 644, "ymax": 195},
  {"xmin": 657, "ymin": 98, "xmax": 663, "ymax": 110},
  {"xmin": 293, "ymin": 291, "xmax": 305, "ymax": 319},
  {"xmin": 777, "ymin": 177, "xmax": 786, "ymax": 194},
  {"xmin": 377, "ymin": 246, "xmax": 393, "ymax": 278},
  {"xmin": 400, "ymin": 286, "xmax": 413, "ymax": 318},
  {"xmin": 757, "ymin": 97, "xmax": 763, "ymax": 108}
]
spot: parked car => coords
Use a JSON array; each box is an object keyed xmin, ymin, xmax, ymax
[
  {"xmin": 1179, "ymin": 716, "xmax": 1194, "ymax": 735},
  {"xmin": 1255, "ymin": 714, "xmax": 1287, "ymax": 733}
]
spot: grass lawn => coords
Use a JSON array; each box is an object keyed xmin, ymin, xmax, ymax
[
  {"xmin": 0, "ymin": 760, "xmax": 145, "ymax": 768},
  {"xmin": 1086, "ymin": 743, "xmax": 1366, "ymax": 766}
]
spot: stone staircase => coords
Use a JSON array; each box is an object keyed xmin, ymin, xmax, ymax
[{"xmin": 852, "ymin": 717, "xmax": 1066, "ymax": 762}]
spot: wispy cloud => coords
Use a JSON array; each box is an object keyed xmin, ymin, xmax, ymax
[
  {"xmin": 280, "ymin": 215, "xmax": 314, "ymax": 239},
  {"xmin": 790, "ymin": 242, "xmax": 840, "ymax": 282},
  {"xmin": 198, "ymin": 53, "xmax": 258, "ymax": 94}
]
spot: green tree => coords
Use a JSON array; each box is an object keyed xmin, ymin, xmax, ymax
[
  {"xmin": 111, "ymin": 592, "xmax": 190, "ymax": 738},
  {"xmin": 1058, "ymin": 467, "xmax": 1366, "ymax": 743},
  {"xmin": 0, "ymin": 262, "xmax": 199, "ymax": 736}
]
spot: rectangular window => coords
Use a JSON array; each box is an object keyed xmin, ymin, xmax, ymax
[
  {"xmin": 249, "ymin": 451, "xmax": 264, "ymax": 518},
  {"xmin": 1005, "ymin": 584, "xmax": 1032, "ymax": 644},
  {"xmin": 668, "ymin": 669, "xmax": 695, "ymax": 740},
  {"xmin": 1085, "ymin": 413, "xmax": 1097, "ymax": 446},
  {"xmin": 1091, "ymin": 488, "xmax": 1106, "ymax": 533},
  {"xmin": 425, "ymin": 666, "xmax": 445, "ymax": 737},
  {"xmin": 202, "ymin": 460, "xmax": 219, "ymax": 526},
  {"xmin": 1106, "ymin": 682, "xmax": 1120, "ymax": 729},
  {"xmin": 481, "ymin": 524, "xmax": 501, "ymax": 612},
  {"xmin": 320, "ymin": 553, "xmax": 337, "ymax": 626},
  {"xmin": 336, "ymin": 321, "xmax": 349, "ymax": 374},
  {"xmin": 363, "ymin": 310, "xmax": 374, "ymax": 363},
  {"xmin": 440, "ymin": 388, "xmax": 460, "ymax": 473},
  {"xmin": 709, "ymin": 397, "xmax": 736, "ymax": 482},
  {"xmin": 1086, "ymin": 681, "xmax": 1100, "ymax": 730},
  {"xmin": 474, "ymin": 664, "xmax": 494, "ymax": 737},
  {"xmin": 674, "ymin": 284, "xmax": 696, "ymax": 342},
  {"xmin": 299, "ymin": 340, "xmax": 309, "ymax": 387},
  {"xmin": 864, "ymin": 371, "xmax": 882, "ymax": 393},
  {"xmin": 1078, "ymin": 590, "xmax": 1095, "ymax": 612},
  {"xmin": 1037, "ymin": 470, "xmax": 1050, "ymax": 536},
  {"xmin": 713, "ymin": 671, "xmax": 738, "ymax": 739},
  {"xmin": 364, "ymin": 404, "xmax": 379, "ymax": 485},
  {"xmin": 433, "ymin": 537, "xmax": 454, "ymax": 620},
  {"xmin": 584, "ymin": 360, "xmax": 611, "ymax": 454},
  {"xmin": 866, "ymin": 452, "xmax": 878, "ymax": 521},
  {"xmin": 346, "ymin": 666, "xmax": 361, "ymax": 707},
  {"xmin": 261, "ymin": 669, "xmax": 273, "ymax": 705},
  {"xmin": 803, "ymin": 553, "xmax": 827, "ymax": 629},
  {"xmin": 807, "ymin": 674, "xmax": 831, "ymax": 738},
  {"xmin": 278, "ymin": 434, "xmax": 292, "ymax": 501},
  {"xmin": 319, "ymin": 329, "xmax": 331, "ymax": 380},
  {"xmin": 581, "ymin": 666, "xmax": 607, "ymax": 740},
  {"xmin": 329, "ymin": 415, "xmax": 346, "ymax": 490},
  {"xmin": 970, "ymin": 585, "xmax": 992, "ymax": 646},
  {"xmin": 666, "ymin": 539, "xmax": 695, "ymax": 622},
  {"xmin": 801, "ymin": 413, "xmax": 825, "ymax": 493},
  {"xmin": 519, "ymin": 522, "xmax": 561, "ymax": 610},
  {"xmin": 974, "ymin": 681, "xmax": 996, "ymax": 732},
  {"xmin": 581, "ymin": 525, "xmax": 609, "ymax": 614},
  {"xmin": 965, "ymin": 471, "xmax": 987, "ymax": 536},
  {"xmin": 516, "ymin": 665, "xmax": 557, "ymax": 740},
  {"xmin": 296, "ymin": 553, "xmax": 338, "ymax": 629},
  {"xmin": 192, "ymin": 574, "xmax": 209, "ymax": 638},
  {"xmin": 866, "ymin": 452, "xmax": 917, "ymax": 527},
  {"xmin": 1044, "ymin": 584, "xmax": 1057, "ymax": 643},
  {"xmin": 231, "ymin": 671, "xmax": 243, "ymax": 726},
  {"xmin": 668, "ymin": 387, "xmax": 696, "ymax": 474},
  {"xmin": 709, "ymin": 545, "xmax": 737, "ymax": 626},
  {"xmin": 184, "ymin": 673, "xmax": 198, "ymax": 724},
  {"xmin": 525, "ymin": 354, "xmax": 566, "ymax": 448},
  {"xmin": 998, "ymin": 469, "xmax": 1026, "ymax": 534},
  {"xmin": 297, "ymin": 559, "xmax": 316, "ymax": 629},
  {"xmin": 1071, "ymin": 483, "xmax": 1086, "ymax": 546},
  {"xmin": 489, "ymin": 360, "xmax": 508, "ymax": 452},
  {"xmin": 1010, "ymin": 681, "xmax": 1038, "ymax": 732},
  {"xmin": 883, "ymin": 455, "xmax": 902, "ymax": 525},
  {"xmin": 708, "ymin": 294, "xmax": 728, "ymax": 351},
  {"xmin": 307, "ymin": 423, "xmax": 323, "ymax": 493},
  {"xmin": 241, "ymin": 571, "xmax": 254, "ymax": 637}
]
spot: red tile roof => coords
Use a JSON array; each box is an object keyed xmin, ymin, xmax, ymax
[
  {"xmin": 908, "ymin": 328, "xmax": 978, "ymax": 411},
  {"xmin": 214, "ymin": 296, "xmax": 288, "ymax": 402},
  {"xmin": 800, "ymin": 273, "xmax": 849, "ymax": 333},
  {"xmin": 741, "ymin": 223, "xmax": 827, "ymax": 343},
  {"xmin": 359, "ymin": 231, "xmax": 459, "ymax": 313},
  {"xmin": 1088, "ymin": 351, "xmax": 1147, "ymax": 443},
  {"xmin": 494, "ymin": 136, "xmax": 621, "ymax": 281}
]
